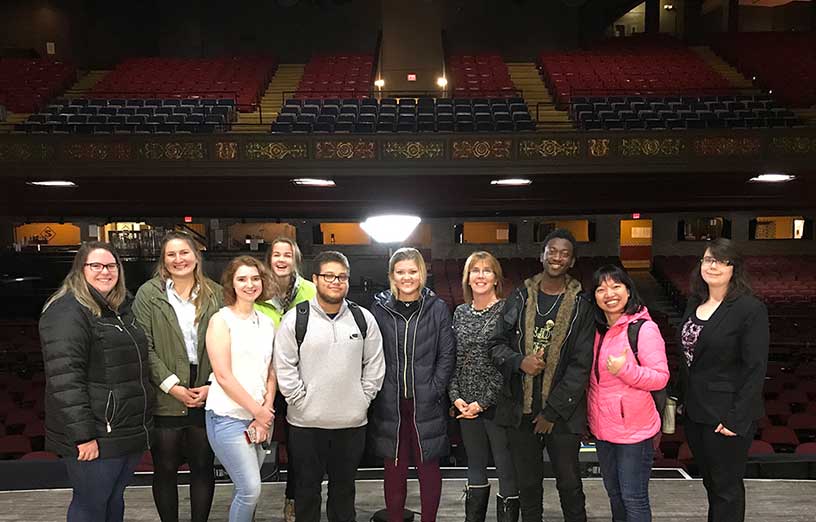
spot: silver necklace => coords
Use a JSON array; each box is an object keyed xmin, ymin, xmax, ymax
[
  {"xmin": 471, "ymin": 298, "xmax": 498, "ymax": 316},
  {"xmin": 536, "ymin": 292, "xmax": 563, "ymax": 317}
]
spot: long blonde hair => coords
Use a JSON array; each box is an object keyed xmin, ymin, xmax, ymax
[
  {"xmin": 265, "ymin": 236, "xmax": 304, "ymax": 298},
  {"xmin": 43, "ymin": 241, "xmax": 127, "ymax": 316},
  {"xmin": 387, "ymin": 247, "xmax": 427, "ymax": 298},
  {"xmin": 154, "ymin": 231, "xmax": 216, "ymax": 324}
]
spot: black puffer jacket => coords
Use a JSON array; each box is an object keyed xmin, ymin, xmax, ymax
[
  {"xmin": 40, "ymin": 290, "xmax": 153, "ymax": 459},
  {"xmin": 370, "ymin": 288, "xmax": 456, "ymax": 461},
  {"xmin": 488, "ymin": 284, "xmax": 594, "ymax": 433}
]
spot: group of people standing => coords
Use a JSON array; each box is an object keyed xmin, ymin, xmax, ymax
[{"xmin": 39, "ymin": 228, "xmax": 768, "ymax": 522}]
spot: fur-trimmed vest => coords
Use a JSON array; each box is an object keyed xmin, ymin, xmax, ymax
[{"xmin": 488, "ymin": 274, "xmax": 596, "ymax": 433}]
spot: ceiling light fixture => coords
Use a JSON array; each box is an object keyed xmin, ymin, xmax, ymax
[
  {"xmin": 26, "ymin": 180, "xmax": 77, "ymax": 187},
  {"xmin": 749, "ymin": 173, "xmax": 795, "ymax": 183},
  {"xmin": 291, "ymin": 178, "xmax": 336, "ymax": 187},
  {"xmin": 360, "ymin": 214, "xmax": 421, "ymax": 243},
  {"xmin": 490, "ymin": 178, "xmax": 532, "ymax": 186}
]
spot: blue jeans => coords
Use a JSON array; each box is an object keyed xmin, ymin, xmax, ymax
[
  {"xmin": 206, "ymin": 410, "xmax": 266, "ymax": 522},
  {"xmin": 63, "ymin": 452, "xmax": 141, "ymax": 522},
  {"xmin": 595, "ymin": 438, "xmax": 654, "ymax": 522}
]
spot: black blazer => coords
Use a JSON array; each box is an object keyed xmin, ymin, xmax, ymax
[{"xmin": 677, "ymin": 294, "xmax": 768, "ymax": 437}]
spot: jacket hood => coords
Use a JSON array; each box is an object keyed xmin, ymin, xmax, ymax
[
  {"xmin": 374, "ymin": 286, "xmax": 437, "ymax": 309},
  {"xmin": 607, "ymin": 305, "xmax": 653, "ymax": 332}
]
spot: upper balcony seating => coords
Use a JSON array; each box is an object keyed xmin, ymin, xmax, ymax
[
  {"xmin": 294, "ymin": 54, "xmax": 374, "ymax": 99},
  {"xmin": 570, "ymin": 93, "xmax": 799, "ymax": 131},
  {"xmin": 271, "ymin": 96, "xmax": 534, "ymax": 133},
  {"xmin": 14, "ymin": 98, "xmax": 234, "ymax": 134},
  {"xmin": 539, "ymin": 36, "xmax": 731, "ymax": 107},
  {"xmin": 709, "ymin": 32, "xmax": 816, "ymax": 108},
  {"xmin": 447, "ymin": 53, "xmax": 517, "ymax": 98},
  {"xmin": 91, "ymin": 57, "xmax": 277, "ymax": 112},
  {"xmin": 0, "ymin": 59, "xmax": 76, "ymax": 113}
]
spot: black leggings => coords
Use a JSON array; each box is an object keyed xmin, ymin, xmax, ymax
[{"xmin": 151, "ymin": 423, "xmax": 215, "ymax": 522}]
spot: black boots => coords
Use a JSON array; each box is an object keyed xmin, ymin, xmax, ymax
[
  {"xmin": 496, "ymin": 494, "xmax": 520, "ymax": 522},
  {"xmin": 465, "ymin": 484, "xmax": 491, "ymax": 522}
]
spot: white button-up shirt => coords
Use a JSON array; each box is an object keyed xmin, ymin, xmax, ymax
[{"xmin": 166, "ymin": 278, "xmax": 199, "ymax": 365}]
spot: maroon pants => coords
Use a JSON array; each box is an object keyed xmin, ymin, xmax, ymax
[{"xmin": 383, "ymin": 399, "xmax": 442, "ymax": 522}]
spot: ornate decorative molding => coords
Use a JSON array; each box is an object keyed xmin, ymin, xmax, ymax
[
  {"xmin": 620, "ymin": 138, "xmax": 684, "ymax": 157},
  {"xmin": 382, "ymin": 141, "xmax": 445, "ymax": 160},
  {"xmin": 769, "ymin": 136, "xmax": 816, "ymax": 155},
  {"xmin": 0, "ymin": 143, "xmax": 55, "ymax": 161},
  {"xmin": 64, "ymin": 143, "xmax": 131, "ymax": 161},
  {"xmin": 215, "ymin": 141, "xmax": 239, "ymax": 160},
  {"xmin": 518, "ymin": 138, "xmax": 580, "ymax": 159},
  {"xmin": 693, "ymin": 137, "xmax": 761, "ymax": 156},
  {"xmin": 136, "ymin": 142, "xmax": 206, "ymax": 160},
  {"xmin": 588, "ymin": 139, "xmax": 610, "ymax": 157},
  {"xmin": 452, "ymin": 139, "xmax": 512, "ymax": 159},
  {"xmin": 315, "ymin": 140, "xmax": 376, "ymax": 160},
  {"xmin": 245, "ymin": 141, "xmax": 308, "ymax": 160}
]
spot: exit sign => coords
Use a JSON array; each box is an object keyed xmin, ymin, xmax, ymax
[
  {"xmin": 632, "ymin": 213, "xmax": 641, "ymax": 219},
  {"xmin": 407, "ymin": 73, "xmax": 417, "ymax": 81}
]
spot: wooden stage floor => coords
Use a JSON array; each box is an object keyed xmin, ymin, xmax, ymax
[{"xmin": 1, "ymin": 476, "xmax": 814, "ymax": 521}]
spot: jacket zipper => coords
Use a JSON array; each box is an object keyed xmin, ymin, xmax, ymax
[
  {"xmin": 380, "ymin": 295, "xmax": 426, "ymax": 463},
  {"xmin": 116, "ymin": 311, "xmax": 151, "ymax": 450},
  {"xmin": 104, "ymin": 390, "xmax": 117, "ymax": 433}
]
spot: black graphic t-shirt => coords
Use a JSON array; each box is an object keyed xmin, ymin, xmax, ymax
[
  {"xmin": 681, "ymin": 315, "xmax": 706, "ymax": 367},
  {"xmin": 531, "ymin": 292, "xmax": 562, "ymax": 413}
]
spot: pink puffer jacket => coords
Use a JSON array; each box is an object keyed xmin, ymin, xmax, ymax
[{"xmin": 587, "ymin": 307, "xmax": 669, "ymax": 444}]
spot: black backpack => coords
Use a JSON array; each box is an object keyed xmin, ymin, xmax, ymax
[
  {"xmin": 294, "ymin": 300, "xmax": 367, "ymax": 355},
  {"xmin": 627, "ymin": 319, "xmax": 669, "ymax": 419}
]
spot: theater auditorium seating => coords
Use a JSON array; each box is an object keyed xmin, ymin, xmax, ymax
[
  {"xmin": 91, "ymin": 57, "xmax": 278, "ymax": 112},
  {"xmin": 538, "ymin": 36, "xmax": 732, "ymax": 108},
  {"xmin": 448, "ymin": 53, "xmax": 517, "ymax": 98},
  {"xmin": 294, "ymin": 54, "xmax": 374, "ymax": 100},
  {"xmin": 271, "ymin": 96, "xmax": 535, "ymax": 133},
  {"xmin": 710, "ymin": 32, "xmax": 816, "ymax": 108},
  {"xmin": 569, "ymin": 93, "xmax": 799, "ymax": 131},
  {"xmin": 15, "ymin": 98, "xmax": 235, "ymax": 134},
  {"xmin": 0, "ymin": 59, "xmax": 76, "ymax": 113}
]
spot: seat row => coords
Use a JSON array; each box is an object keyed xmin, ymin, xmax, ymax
[
  {"xmin": 448, "ymin": 53, "xmax": 517, "ymax": 98},
  {"xmin": 0, "ymin": 59, "xmax": 76, "ymax": 113},
  {"xmin": 272, "ymin": 96, "xmax": 534, "ymax": 133},
  {"xmin": 296, "ymin": 54, "xmax": 374, "ymax": 100}
]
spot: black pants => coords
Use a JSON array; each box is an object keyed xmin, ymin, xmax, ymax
[
  {"xmin": 507, "ymin": 416, "xmax": 586, "ymax": 522},
  {"xmin": 685, "ymin": 419, "xmax": 754, "ymax": 522},
  {"xmin": 288, "ymin": 425, "xmax": 366, "ymax": 522}
]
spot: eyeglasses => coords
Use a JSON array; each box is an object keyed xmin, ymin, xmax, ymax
[
  {"xmin": 84, "ymin": 262, "xmax": 119, "ymax": 272},
  {"xmin": 701, "ymin": 256, "xmax": 732, "ymax": 267},
  {"xmin": 469, "ymin": 268, "xmax": 495, "ymax": 276},
  {"xmin": 318, "ymin": 273, "xmax": 349, "ymax": 283}
]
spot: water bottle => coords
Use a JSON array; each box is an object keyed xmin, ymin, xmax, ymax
[{"xmin": 662, "ymin": 396, "xmax": 677, "ymax": 434}]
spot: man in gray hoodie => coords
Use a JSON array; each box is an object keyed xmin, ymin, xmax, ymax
[{"xmin": 273, "ymin": 250, "xmax": 385, "ymax": 522}]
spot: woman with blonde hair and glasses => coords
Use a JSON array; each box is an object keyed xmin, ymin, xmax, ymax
[
  {"xmin": 450, "ymin": 252, "xmax": 519, "ymax": 522},
  {"xmin": 206, "ymin": 256, "xmax": 278, "ymax": 522},
  {"xmin": 133, "ymin": 231, "xmax": 222, "ymax": 522},
  {"xmin": 40, "ymin": 241, "xmax": 152, "ymax": 522},
  {"xmin": 371, "ymin": 247, "xmax": 456, "ymax": 522}
]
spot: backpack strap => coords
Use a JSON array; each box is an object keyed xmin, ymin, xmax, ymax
[
  {"xmin": 346, "ymin": 300, "xmax": 368, "ymax": 340},
  {"xmin": 294, "ymin": 301, "xmax": 310, "ymax": 357},
  {"xmin": 627, "ymin": 319, "xmax": 646, "ymax": 365},
  {"xmin": 295, "ymin": 299, "xmax": 367, "ymax": 356}
]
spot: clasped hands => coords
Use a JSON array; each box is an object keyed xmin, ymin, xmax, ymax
[
  {"xmin": 453, "ymin": 398, "xmax": 483, "ymax": 419},
  {"xmin": 169, "ymin": 384, "xmax": 210, "ymax": 408},
  {"xmin": 250, "ymin": 401, "xmax": 276, "ymax": 443}
]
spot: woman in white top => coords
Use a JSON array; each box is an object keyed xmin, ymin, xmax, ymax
[{"xmin": 205, "ymin": 256, "xmax": 278, "ymax": 522}]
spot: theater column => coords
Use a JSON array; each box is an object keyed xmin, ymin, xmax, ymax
[
  {"xmin": 380, "ymin": 0, "xmax": 445, "ymax": 93},
  {"xmin": 725, "ymin": 0, "xmax": 740, "ymax": 32},
  {"xmin": 645, "ymin": 0, "xmax": 660, "ymax": 34},
  {"xmin": 683, "ymin": 0, "xmax": 704, "ymax": 45}
]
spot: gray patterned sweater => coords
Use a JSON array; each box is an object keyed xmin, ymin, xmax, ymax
[{"xmin": 449, "ymin": 300, "xmax": 506, "ymax": 410}]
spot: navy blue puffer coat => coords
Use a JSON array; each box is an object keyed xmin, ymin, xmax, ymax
[{"xmin": 370, "ymin": 288, "xmax": 456, "ymax": 461}]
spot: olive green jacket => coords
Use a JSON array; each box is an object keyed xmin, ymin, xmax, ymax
[
  {"xmin": 255, "ymin": 275, "xmax": 316, "ymax": 327},
  {"xmin": 133, "ymin": 276, "xmax": 223, "ymax": 417}
]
